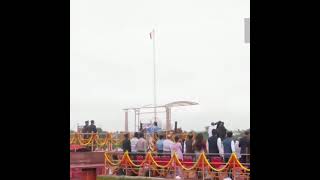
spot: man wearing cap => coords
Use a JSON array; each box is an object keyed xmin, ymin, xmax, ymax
[
  {"xmin": 82, "ymin": 121, "xmax": 89, "ymax": 139},
  {"xmin": 88, "ymin": 120, "xmax": 97, "ymax": 133},
  {"xmin": 88, "ymin": 120, "xmax": 97, "ymax": 151}
]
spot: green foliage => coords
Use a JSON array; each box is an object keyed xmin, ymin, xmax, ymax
[
  {"xmin": 97, "ymin": 128, "xmax": 103, "ymax": 133},
  {"xmin": 232, "ymin": 129, "xmax": 250, "ymax": 140}
]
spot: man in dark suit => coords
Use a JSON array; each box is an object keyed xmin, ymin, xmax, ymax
[
  {"xmin": 239, "ymin": 130, "xmax": 250, "ymax": 163},
  {"xmin": 88, "ymin": 120, "xmax": 97, "ymax": 133},
  {"xmin": 82, "ymin": 121, "xmax": 89, "ymax": 139},
  {"xmin": 122, "ymin": 133, "xmax": 131, "ymax": 153}
]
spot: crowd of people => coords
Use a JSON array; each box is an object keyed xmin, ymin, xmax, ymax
[
  {"xmin": 117, "ymin": 121, "xmax": 250, "ymax": 179},
  {"xmin": 121, "ymin": 121, "xmax": 250, "ymax": 165},
  {"xmin": 78, "ymin": 120, "xmax": 250, "ymax": 165},
  {"xmin": 74, "ymin": 120, "xmax": 250, "ymax": 179},
  {"xmin": 77, "ymin": 120, "xmax": 250, "ymax": 163}
]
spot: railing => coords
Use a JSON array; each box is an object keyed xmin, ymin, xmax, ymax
[
  {"xmin": 70, "ymin": 133, "xmax": 250, "ymax": 179},
  {"xmin": 103, "ymin": 151, "xmax": 250, "ymax": 180},
  {"xmin": 70, "ymin": 132, "xmax": 192, "ymax": 152},
  {"xmin": 70, "ymin": 132, "xmax": 121, "ymax": 151}
]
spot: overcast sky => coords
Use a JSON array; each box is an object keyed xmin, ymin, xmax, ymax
[{"xmin": 70, "ymin": 0, "xmax": 250, "ymax": 132}]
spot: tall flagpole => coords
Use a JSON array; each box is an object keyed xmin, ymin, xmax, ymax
[{"xmin": 152, "ymin": 29, "xmax": 157, "ymax": 123}]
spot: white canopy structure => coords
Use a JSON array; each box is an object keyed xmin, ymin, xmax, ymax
[{"xmin": 123, "ymin": 101, "xmax": 199, "ymax": 132}]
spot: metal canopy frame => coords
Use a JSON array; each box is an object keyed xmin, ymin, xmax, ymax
[{"xmin": 123, "ymin": 101, "xmax": 199, "ymax": 132}]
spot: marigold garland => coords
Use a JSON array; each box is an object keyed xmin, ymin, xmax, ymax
[
  {"xmin": 104, "ymin": 151, "xmax": 250, "ymax": 172},
  {"xmin": 70, "ymin": 133, "xmax": 250, "ymax": 173}
]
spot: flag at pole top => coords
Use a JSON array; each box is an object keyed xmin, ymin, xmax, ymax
[{"xmin": 150, "ymin": 29, "xmax": 154, "ymax": 39}]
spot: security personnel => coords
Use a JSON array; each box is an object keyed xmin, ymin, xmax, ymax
[
  {"xmin": 82, "ymin": 120, "xmax": 89, "ymax": 139},
  {"xmin": 88, "ymin": 120, "xmax": 97, "ymax": 133},
  {"xmin": 88, "ymin": 120, "xmax": 97, "ymax": 151}
]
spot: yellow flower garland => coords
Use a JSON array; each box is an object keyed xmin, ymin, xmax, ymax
[{"xmin": 104, "ymin": 151, "xmax": 250, "ymax": 172}]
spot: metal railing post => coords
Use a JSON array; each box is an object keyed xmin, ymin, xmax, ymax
[
  {"xmin": 174, "ymin": 158, "xmax": 176, "ymax": 178},
  {"xmin": 148, "ymin": 153, "xmax": 151, "ymax": 177},
  {"xmin": 91, "ymin": 132, "xmax": 94, "ymax": 151},
  {"xmin": 232, "ymin": 153, "xmax": 236, "ymax": 180},
  {"xmin": 202, "ymin": 154, "xmax": 205, "ymax": 180},
  {"xmin": 125, "ymin": 162, "xmax": 128, "ymax": 176}
]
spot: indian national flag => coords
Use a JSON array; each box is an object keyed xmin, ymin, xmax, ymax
[{"xmin": 149, "ymin": 29, "xmax": 154, "ymax": 39}]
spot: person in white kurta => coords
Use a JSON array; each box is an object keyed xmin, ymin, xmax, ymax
[{"xmin": 235, "ymin": 140, "xmax": 241, "ymax": 159}]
